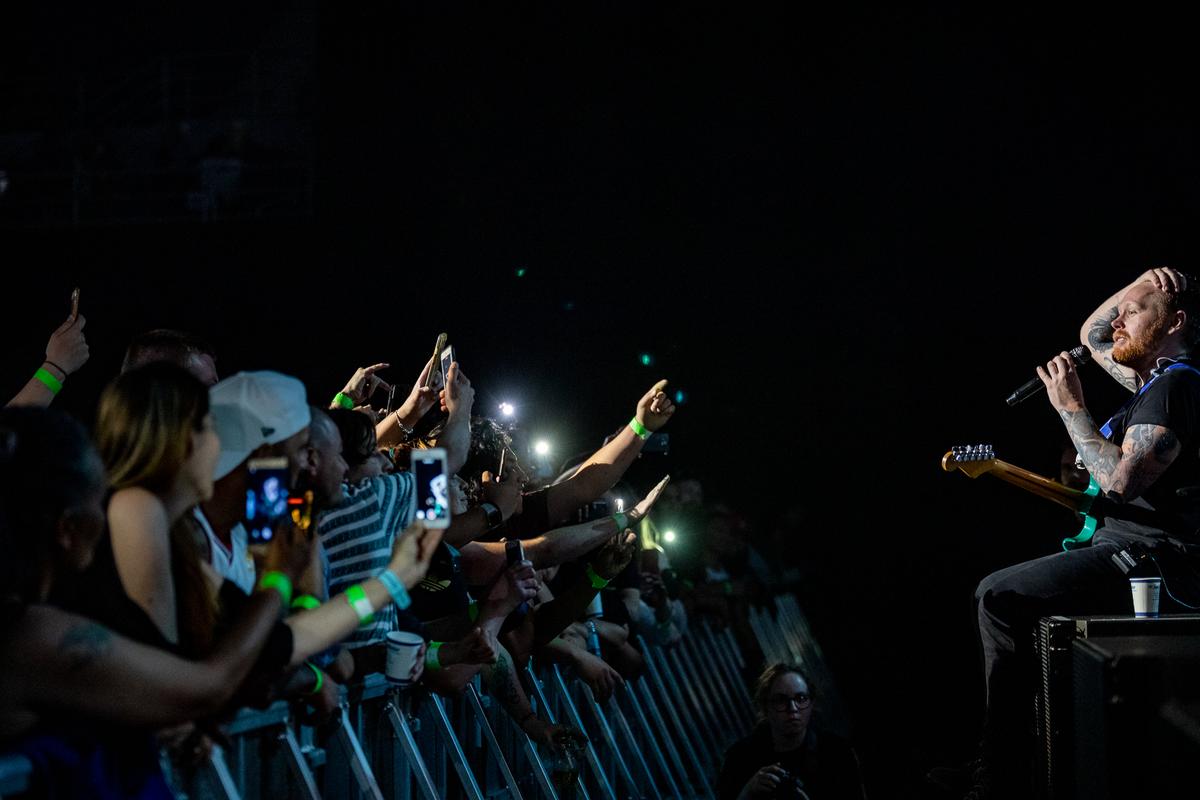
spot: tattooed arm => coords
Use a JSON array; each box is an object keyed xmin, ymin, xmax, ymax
[
  {"xmin": 482, "ymin": 641, "xmax": 544, "ymax": 739},
  {"xmin": 1057, "ymin": 407, "xmax": 1180, "ymax": 498},
  {"xmin": 1040, "ymin": 349, "xmax": 1183, "ymax": 498},
  {"xmin": 3, "ymin": 591, "xmax": 285, "ymax": 731},
  {"xmin": 1080, "ymin": 268, "xmax": 1189, "ymax": 391},
  {"xmin": 481, "ymin": 640, "xmax": 583, "ymax": 750},
  {"xmin": 1082, "ymin": 302, "xmax": 1139, "ymax": 391}
]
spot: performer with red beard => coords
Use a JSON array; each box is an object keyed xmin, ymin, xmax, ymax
[{"xmin": 941, "ymin": 268, "xmax": 1200, "ymax": 799}]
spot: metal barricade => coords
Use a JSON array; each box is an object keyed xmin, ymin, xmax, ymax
[{"xmin": 1, "ymin": 594, "xmax": 852, "ymax": 800}]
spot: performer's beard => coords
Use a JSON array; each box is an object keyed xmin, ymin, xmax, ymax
[{"xmin": 1113, "ymin": 310, "xmax": 1171, "ymax": 367}]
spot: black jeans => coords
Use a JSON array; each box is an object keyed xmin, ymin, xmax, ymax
[{"xmin": 973, "ymin": 533, "xmax": 1137, "ymax": 781}]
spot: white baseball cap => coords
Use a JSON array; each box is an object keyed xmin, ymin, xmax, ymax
[{"xmin": 210, "ymin": 371, "xmax": 311, "ymax": 481}]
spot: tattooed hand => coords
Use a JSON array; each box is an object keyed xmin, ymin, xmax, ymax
[{"xmin": 1037, "ymin": 351, "xmax": 1086, "ymax": 413}]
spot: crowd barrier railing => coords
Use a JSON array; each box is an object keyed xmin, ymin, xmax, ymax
[{"xmin": 0, "ymin": 594, "xmax": 831, "ymax": 800}]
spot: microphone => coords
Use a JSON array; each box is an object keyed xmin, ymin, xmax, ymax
[{"xmin": 1005, "ymin": 346, "xmax": 1092, "ymax": 406}]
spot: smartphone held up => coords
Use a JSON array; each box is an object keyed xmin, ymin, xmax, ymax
[
  {"xmin": 246, "ymin": 457, "xmax": 289, "ymax": 543},
  {"xmin": 413, "ymin": 448, "xmax": 451, "ymax": 529}
]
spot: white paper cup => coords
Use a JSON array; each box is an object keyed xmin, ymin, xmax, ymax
[
  {"xmin": 1130, "ymin": 577, "xmax": 1162, "ymax": 618},
  {"xmin": 386, "ymin": 631, "xmax": 426, "ymax": 687}
]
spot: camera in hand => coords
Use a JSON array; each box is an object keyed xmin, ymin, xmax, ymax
[{"xmin": 776, "ymin": 770, "xmax": 811, "ymax": 800}]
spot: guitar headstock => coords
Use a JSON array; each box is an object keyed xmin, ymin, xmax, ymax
[{"xmin": 942, "ymin": 444, "xmax": 997, "ymax": 477}]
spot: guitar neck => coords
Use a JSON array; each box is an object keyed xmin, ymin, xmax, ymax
[{"xmin": 985, "ymin": 459, "xmax": 1089, "ymax": 513}]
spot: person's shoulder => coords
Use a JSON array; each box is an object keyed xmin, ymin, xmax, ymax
[
  {"xmin": 107, "ymin": 487, "xmax": 169, "ymax": 535},
  {"xmin": 346, "ymin": 473, "xmax": 414, "ymax": 498},
  {"xmin": 109, "ymin": 486, "xmax": 164, "ymax": 512},
  {"xmin": 382, "ymin": 471, "xmax": 415, "ymax": 491}
]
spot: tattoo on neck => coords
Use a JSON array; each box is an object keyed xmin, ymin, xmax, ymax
[{"xmin": 60, "ymin": 623, "xmax": 114, "ymax": 672}]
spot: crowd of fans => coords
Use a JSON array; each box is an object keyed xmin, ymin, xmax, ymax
[{"xmin": 0, "ymin": 296, "xmax": 865, "ymax": 798}]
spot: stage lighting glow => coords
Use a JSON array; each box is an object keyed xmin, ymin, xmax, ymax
[
  {"xmin": 499, "ymin": 402, "xmax": 515, "ymax": 417},
  {"xmin": 534, "ymin": 440, "xmax": 551, "ymax": 457},
  {"xmin": 663, "ymin": 530, "xmax": 677, "ymax": 543}
]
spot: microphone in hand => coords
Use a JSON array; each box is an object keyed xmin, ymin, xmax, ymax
[{"xmin": 1006, "ymin": 346, "xmax": 1091, "ymax": 406}]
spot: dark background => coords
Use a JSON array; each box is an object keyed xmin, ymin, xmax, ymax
[{"xmin": 5, "ymin": 4, "xmax": 1200, "ymax": 794}]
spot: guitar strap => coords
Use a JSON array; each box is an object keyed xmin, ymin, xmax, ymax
[
  {"xmin": 1065, "ymin": 360, "xmax": 1200, "ymax": 551},
  {"xmin": 1098, "ymin": 361, "xmax": 1200, "ymax": 439}
]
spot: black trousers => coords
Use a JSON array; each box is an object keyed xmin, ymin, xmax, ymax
[{"xmin": 973, "ymin": 532, "xmax": 1137, "ymax": 778}]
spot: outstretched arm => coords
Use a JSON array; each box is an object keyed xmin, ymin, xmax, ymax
[
  {"xmin": 11, "ymin": 591, "xmax": 285, "ymax": 728},
  {"xmin": 7, "ymin": 301, "xmax": 89, "ymax": 408},
  {"xmin": 543, "ymin": 380, "xmax": 675, "ymax": 525}
]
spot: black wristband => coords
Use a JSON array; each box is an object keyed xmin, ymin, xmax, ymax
[{"xmin": 480, "ymin": 502, "xmax": 504, "ymax": 529}]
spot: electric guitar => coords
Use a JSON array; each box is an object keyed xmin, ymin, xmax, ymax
[{"xmin": 941, "ymin": 444, "xmax": 1104, "ymax": 550}]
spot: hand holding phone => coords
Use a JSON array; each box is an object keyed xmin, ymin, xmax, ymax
[
  {"xmin": 246, "ymin": 457, "xmax": 290, "ymax": 543},
  {"xmin": 46, "ymin": 288, "xmax": 89, "ymax": 377},
  {"xmin": 388, "ymin": 520, "xmax": 445, "ymax": 589},
  {"xmin": 412, "ymin": 449, "xmax": 451, "ymax": 529},
  {"xmin": 425, "ymin": 334, "xmax": 448, "ymax": 390},
  {"xmin": 505, "ymin": 538, "xmax": 525, "ymax": 566},
  {"xmin": 439, "ymin": 344, "xmax": 456, "ymax": 391}
]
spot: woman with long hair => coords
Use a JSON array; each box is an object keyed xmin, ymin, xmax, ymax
[
  {"xmin": 0, "ymin": 405, "xmax": 302, "ymax": 796},
  {"xmin": 0, "ymin": 402, "xmax": 442, "ymax": 795},
  {"xmin": 95, "ymin": 362, "xmax": 220, "ymax": 650}
]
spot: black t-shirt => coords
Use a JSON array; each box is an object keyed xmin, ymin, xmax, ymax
[
  {"xmin": 496, "ymin": 488, "xmax": 552, "ymax": 539},
  {"xmin": 716, "ymin": 725, "xmax": 865, "ymax": 800},
  {"xmin": 1101, "ymin": 361, "xmax": 1200, "ymax": 543},
  {"xmin": 410, "ymin": 542, "xmax": 473, "ymax": 621}
]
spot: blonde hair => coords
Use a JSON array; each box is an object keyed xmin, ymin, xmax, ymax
[
  {"xmin": 97, "ymin": 363, "xmax": 209, "ymax": 494},
  {"xmin": 96, "ymin": 363, "xmax": 217, "ymax": 656}
]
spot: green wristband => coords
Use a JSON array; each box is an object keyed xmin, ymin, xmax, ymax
[
  {"xmin": 305, "ymin": 663, "xmax": 324, "ymax": 696},
  {"xmin": 612, "ymin": 511, "xmax": 629, "ymax": 532},
  {"xmin": 345, "ymin": 583, "xmax": 374, "ymax": 624},
  {"xmin": 629, "ymin": 416, "xmax": 651, "ymax": 440},
  {"xmin": 585, "ymin": 564, "xmax": 610, "ymax": 590},
  {"xmin": 425, "ymin": 641, "xmax": 444, "ymax": 672},
  {"xmin": 257, "ymin": 571, "xmax": 293, "ymax": 608},
  {"xmin": 467, "ymin": 601, "xmax": 479, "ymax": 622},
  {"xmin": 34, "ymin": 367, "xmax": 63, "ymax": 395},
  {"xmin": 291, "ymin": 594, "xmax": 321, "ymax": 611},
  {"xmin": 333, "ymin": 392, "xmax": 355, "ymax": 409}
]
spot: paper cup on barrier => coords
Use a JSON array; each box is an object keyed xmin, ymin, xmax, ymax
[
  {"xmin": 386, "ymin": 631, "xmax": 426, "ymax": 687},
  {"xmin": 1130, "ymin": 577, "xmax": 1161, "ymax": 618}
]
